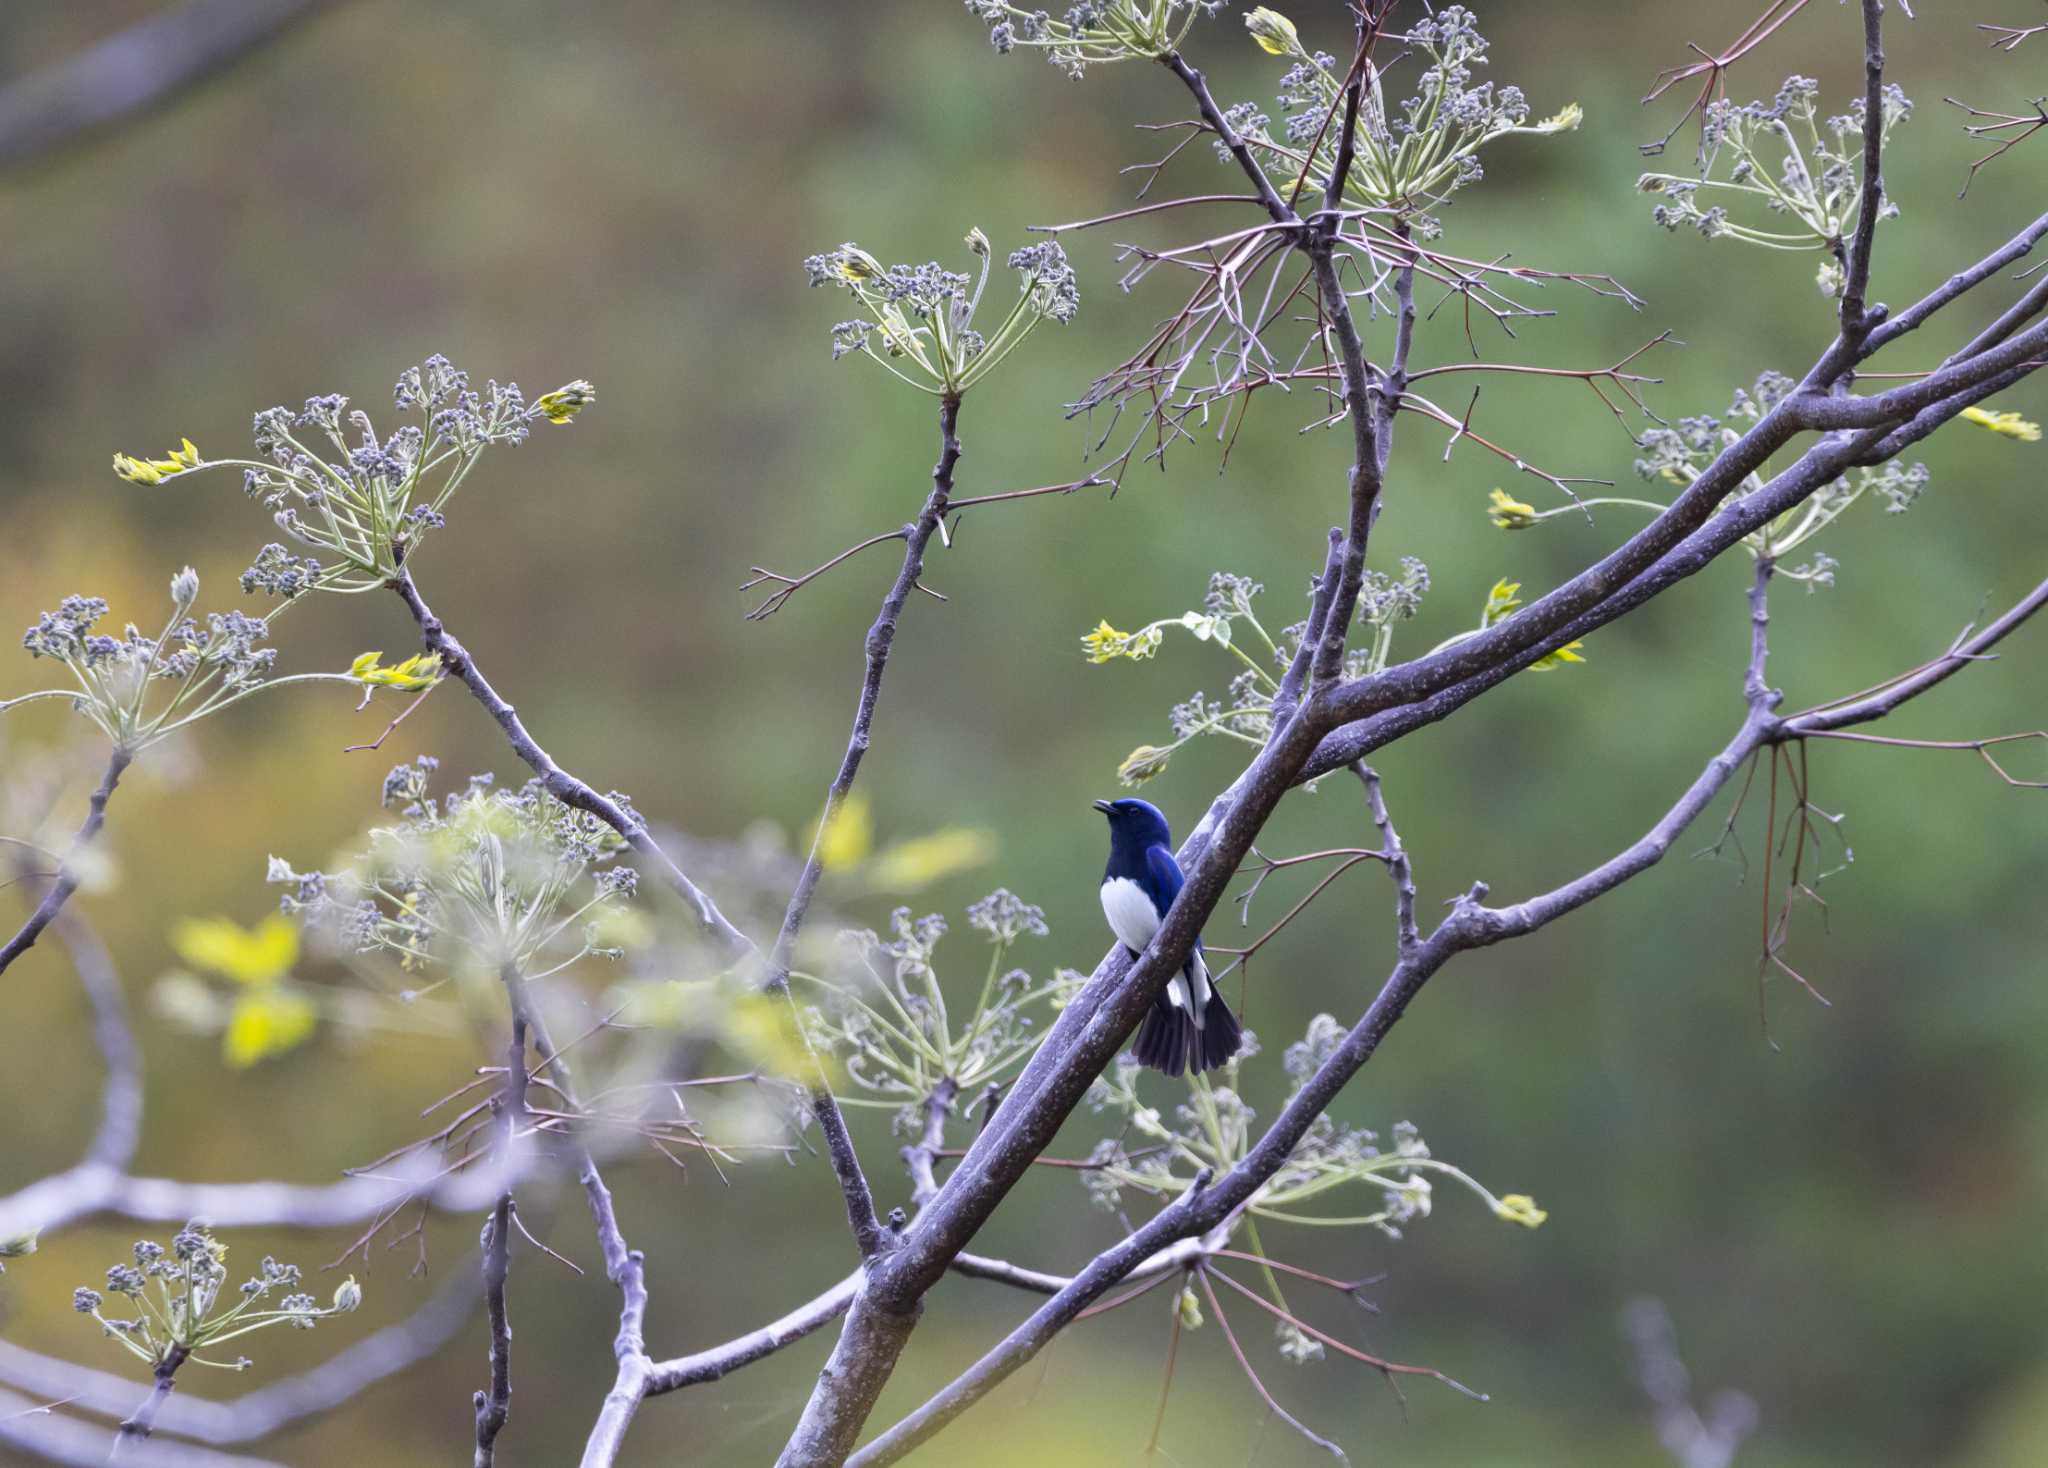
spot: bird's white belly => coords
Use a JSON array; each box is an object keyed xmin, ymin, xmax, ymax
[
  {"xmin": 1101, "ymin": 877, "xmax": 1204, "ymax": 1023},
  {"xmin": 1100, "ymin": 877, "xmax": 1160, "ymax": 952}
]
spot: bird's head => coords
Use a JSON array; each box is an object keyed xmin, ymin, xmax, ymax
[{"xmin": 1092, "ymin": 797, "xmax": 1173, "ymax": 848}]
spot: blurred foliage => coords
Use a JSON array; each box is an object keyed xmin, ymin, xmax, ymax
[{"xmin": 1, "ymin": 2, "xmax": 2045, "ymax": 1465}]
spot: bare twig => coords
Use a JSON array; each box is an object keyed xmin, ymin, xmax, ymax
[
  {"xmin": 0, "ymin": 1387, "xmax": 282, "ymax": 1468},
  {"xmin": 0, "ymin": 0, "xmax": 341, "ymax": 172},
  {"xmin": 0, "ymin": 747, "xmax": 131, "ymax": 980},
  {"xmin": 904, "ymin": 1077, "xmax": 959, "ymax": 1211},
  {"xmin": 471, "ymin": 1010, "xmax": 528, "ymax": 1468},
  {"xmin": 341, "ymin": 684, "xmax": 436, "ymax": 752},
  {"xmin": 113, "ymin": 1344, "xmax": 192, "ymax": 1459},
  {"xmin": 1944, "ymin": 97, "xmax": 2048, "ymax": 197},
  {"xmin": 763, "ymin": 396, "xmax": 963, "ymax": 1276},
  {"xmin": 1197, "ymin": 1269, "xmax": 1348, "ymax": 1463},
  {"xmin": 1639, "ymin": 0, "xmax": 1817, "ymax": 160},
  {"xmin": 389, "ymin": 562, "xmax": 753, "ymax": 955},
  {"xmin": 1353, "ymin": 764, "xmax": 1419, "ymax": 954},
  {"xmin": 1622, "ymin": 1298, "xmax": 1758, "ymax": 1468},
  {"xmin": 1836, "ymin": 0, "xmax": 1890, "ymax": 339}
]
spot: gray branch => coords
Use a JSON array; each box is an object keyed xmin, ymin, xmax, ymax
[
  {"xmin": 0, "ymin": 0, "xmax": 339, "ymax": 173},
  {"xmin": 390, "ymin": 564, "xmax": 753, "ymax": 956},
  {"xmin": 1352, "ymin": 764, "xmax": 1418, "ymax": 954},
  {"xmin": 112, "ymin": 1344, "xmax": 191, "ymax": 1460},
  {"xmin": 0, "ymin": 747, "xmax": 131, "ymax": 980},
  {"xmin": 0, "ymin": 1388, "xmax": 283, "ymax": 1468},
  {"xmin": 1835, "ymin": 0, "xmax": 1889, "ymax": 340},
  {"xmin": 472, "ymin": 1008, "xmax": 528, "ymax": 1468},
  {"xmin": 0, "ymin": 900, "xmax": 507, "ymax": 1244}
]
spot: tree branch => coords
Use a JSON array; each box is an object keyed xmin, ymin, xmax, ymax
[
  {"xmin": 62, "ymin": 914, "xmax": 142, "ymax": 1172},
  {"xmin": 904, "ymin": 1078, "xmax": 958, "ymax": 1212},
  {"xmin": 113, "ymin": 1344, "xmax": 191, "ymax": 1459},
  {"xmin": 1835, "ymin": 0, "xmax": 1889, "ymax": 340},
  {"xmin": 571, "ymin": 1152, "xmax": 651, "ymax": 1468},
  {"xmin": 0, "ymin": 1388, "xmax": 283, "ymax": 1468},
  {"xmin": 854, "ymin": 541, "xmax": 2046, "ymax": 1463},
  {"xmin": 0, "ymin": 1156, "xmax": 509, "ymax": 1244},
  {"xmin": 1781, "ymin": 574, "xmax": 2048, "ymax": 736},
  {"xmin": 388, "ymin": 563, "xmax": 752, "ymax": 956},
  {"xmin": 761, "ymin": 396, "xmax": 967, "ymax": 1463},
  {"xmin": 0, "ymin": 0, "xmax": 340, "ymax": 173},
  {"xmin": 471, "ymin": 1009, "xmax": 528, "ymax": 1468},
  {"xmin": 0, "ymin": 746, "xmax": 131, "ymax": 980},
  {"xmin": 1352, "ymin": 764, "xmax": 1419, "ymax": 954}
]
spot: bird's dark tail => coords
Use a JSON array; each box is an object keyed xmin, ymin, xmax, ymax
[{"xmin": 1133, "ymin": 984, "xmax": 1243, "ymax": 1078}]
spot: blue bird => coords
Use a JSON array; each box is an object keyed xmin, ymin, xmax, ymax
[{"xmin": 1093, "ymin": 797, "xmax": 1243, "ymax": 1077}]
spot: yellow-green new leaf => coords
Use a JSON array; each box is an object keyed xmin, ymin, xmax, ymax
[
  {"xmin": 222, "ymin": 988, "xmax": 317, "ymax": 1067},
  {"xmin": 172, "ymin": 914, "xmax": 299, "ymax": 987}
]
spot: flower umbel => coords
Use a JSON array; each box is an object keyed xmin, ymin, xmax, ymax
[
  {"xmin": 964, "ymin": 0, "xmax": 1227, "ymax": 76},
  {"xmin": 799, "ymin": 896, "xmax": 1057, "ymax": 1128},
  {"xmin": 1079, "ymin": 1014, "xmax": 1547, "ymax": 1325},
  {"xmin": 804, "ymin": 232, "xmax": 1077, "ymax": 395},
  {"xmin": 1638, "ymin": 75, "xmax": 1912, "ymax": 278},
  {"xmin": 74, "ymin": 1225, "xmax": 359, "ymax": 1373},
  {"xmin": 8, "ymin": 580, "xmax": 353, "ymax": 752},
  {"xmin": 269, "ymin": 756, "xmax": 638, "ymax": 977},
  {"xmin": 110, "ymin": 354, "xmax": 591, "ymax": 593},
  {"xmin": 1223, "ymin": 7, "xmax": 1580, "ymax": 218}
]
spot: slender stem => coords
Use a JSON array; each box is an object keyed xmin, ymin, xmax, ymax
[
  {"xmin": 472, "ymin": 1006, "xmax": 527, "ymax": 1468},
  {"xmin": 0, "ymin": 745, "xmax": 131, "ymax": 980},
  {"xmin": 387, "ymin": 562, "xmax": 752, "ymax": 956},
  {"xmin": 764, "ymin": 396, "xmax": 963, "ymax": 1270},
  {"xmin": 112, "ymin": 1343, "xmax": 190, "ymax": 1458},
  {"xmin": 1837, "ymin": 0, "xmax": 1887, "ymax": 339},
  {"xmin": 905, "ymin": 1077, "xmax": 959, "ymax": 1211}
]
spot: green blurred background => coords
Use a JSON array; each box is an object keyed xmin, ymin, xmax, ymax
[{"xmin": 2, "ymin": 3, "xmax": 2044, "ymax": 1464}]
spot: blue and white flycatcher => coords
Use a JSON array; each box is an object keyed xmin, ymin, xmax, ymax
[{"xmin": 1093, "ymin": 797, "xmax": 1243, "ymax": 1077}]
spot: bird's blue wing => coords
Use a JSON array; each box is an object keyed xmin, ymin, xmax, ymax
[
  {"xmin": 1140, "ymin": 843, "xmax": 1185, "ymax": 910},
  {"xmin": 1142, "ymin": 844, "xmax": 1204, "ymax": 971}
]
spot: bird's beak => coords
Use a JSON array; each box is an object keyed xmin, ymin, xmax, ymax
[{"xmin": 1090, "ymin": 800, "xmax": 1114, "ymax": 815}]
